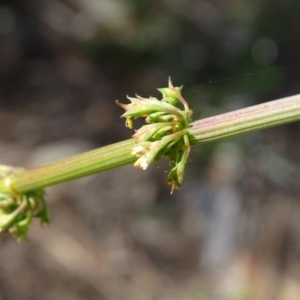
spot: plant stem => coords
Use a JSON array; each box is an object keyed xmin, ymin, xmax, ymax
[
  {"xmin": 189, "ymin": 93, "xmax": 300, "ymax": 143},
  {"xmin": 0, "ymin": 94, "xmax": 299, "ymax": 194},
  {"xmin": 0, "ymin": 139, "xmax": 136, "ymax": 193}
]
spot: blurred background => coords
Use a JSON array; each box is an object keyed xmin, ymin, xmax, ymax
[{"xmin": 0, "ymin": 0, "xmax": 300, "ymax": 299}]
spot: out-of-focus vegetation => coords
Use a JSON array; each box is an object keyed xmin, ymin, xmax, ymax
[{"xmin": 0, "ymin": 0, "xmax": 299, "ymax": 299}]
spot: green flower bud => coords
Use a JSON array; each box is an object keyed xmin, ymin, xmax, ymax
[
  {"xmin": 145, "ymin": 112, "xmax": 176, "ymax": 123},
  {"xmin": 158, "ymin": 86, "xmax": 183, "ymax": 105},
  {"xmin": 0, "ymin": 185, "xmax": 49, "ymax": 240},
  {"xmin": 133, "ymin": 122, "xmax": 175, "ymax": 142},
  {"xmin": 158, "ymin": 77, "xmax": 183, "ymax": 105}
]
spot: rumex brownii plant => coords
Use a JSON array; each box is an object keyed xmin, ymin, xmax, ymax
[
  {"xmin": 0, "ymin": 77, "xmax": 299, "ymax": 240},
  {"xmin": 116, "ymin": 77, "xmax": 194, "ymax": 193}
]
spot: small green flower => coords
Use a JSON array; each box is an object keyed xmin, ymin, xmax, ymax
[
  {"xmin": 117, "ymin": 77, "xmax": 194, "ymax": 193},
  {"xmin": 158, "ymin": 83, "xmax": 183, "ymax": 105},
  {"xmin": 0, "ymin": 166, "xmax": 49, "ymax": 240},
  {"xmin": 167, "ymin": 134, "xmax": 191, "ymax": 194},
  {"xmin": 145, "ymin": 112, "xmax": 176, "ymax": 123},
  {"xmin": 116, "ymin": 95, "xmax": 184, "ymax": 129},
  {"xmin": 133, "ymin": 122, "xmax": 176, "ymax": 142}
]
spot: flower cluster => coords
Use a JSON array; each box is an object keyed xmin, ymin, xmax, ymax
[
  {"xmin": 0, "ymin": 165, "xmax": 49, "ymax": 240},
  {"xmin": 116, "ymin": 77, "xmax": 193, "ymax": 193}
]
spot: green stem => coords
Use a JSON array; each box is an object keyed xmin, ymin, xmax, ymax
[
  {"xmin": 0, "ymin": 139, "xmax": 136, "ymax": 193},
  {"xmin": 0, "ymin": 94, "xmax": 299, "ymax": 194},
  {"xmin": 189, "ymin": 94, "xmax": 300, "ymax": 143}
]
